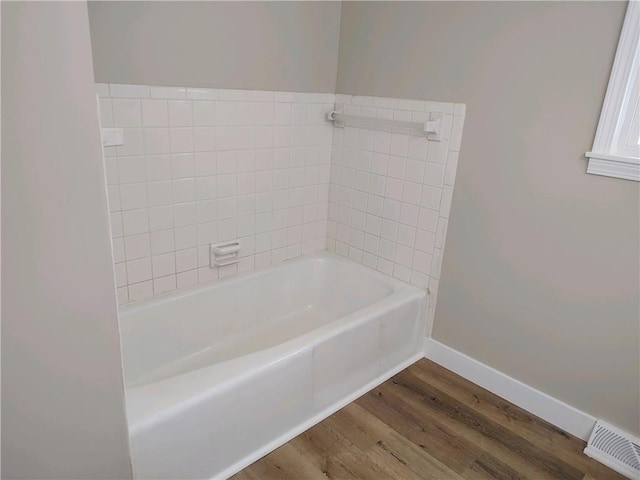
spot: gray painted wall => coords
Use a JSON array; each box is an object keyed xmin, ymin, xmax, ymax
[
  {"xmin": 85, "ymin": 0, "xmax": 639, "ymax": 434},
  {"xmin": 1, "ymin": 2, "xmax": 133, "ymax": 477},
  {"xmin": 337, "ymin": 1, "xmax": 639, "ymax": 434},
  {"xmin": 88, "ymin": 1, "xmax": 341, "ymax": 93}
]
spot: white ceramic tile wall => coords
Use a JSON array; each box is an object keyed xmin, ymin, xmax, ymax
[
  {"xmin": 326, "ymin": 94, "xmax": 466, "ymax": 334},
  {"xmin": 97, "ymin": 84, "xmax": 334, "ymax": 304},
  {"xmin": 97, "ymin": 84, "xmax": 466, "ymax": 323}
]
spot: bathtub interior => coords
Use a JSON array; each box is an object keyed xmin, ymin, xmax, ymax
[{"xmin": 119, "ymin": 254, "xmax": 397, "ymax": 388}]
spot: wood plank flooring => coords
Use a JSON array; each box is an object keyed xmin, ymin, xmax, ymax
[{"xmin": 232, "ymin": 359, "xmax": 625, "ymax": 480}]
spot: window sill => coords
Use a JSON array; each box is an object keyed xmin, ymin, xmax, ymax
[{"xmin": 585, "ymin": 152, "xmax": 640, "ymax": 182}]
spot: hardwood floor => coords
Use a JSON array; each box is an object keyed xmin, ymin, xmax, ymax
[{"xmin": 231, "ymin": 359, "xmax": 626, "ymax": 480}]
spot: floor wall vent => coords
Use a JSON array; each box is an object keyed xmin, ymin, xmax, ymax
[{"xmin": 584, "ymin": 420, "xmax": 640, "ymax": 479}]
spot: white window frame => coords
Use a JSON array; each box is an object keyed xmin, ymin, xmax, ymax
[{"xmin": 586, "ymin": 1, "xmax": 640, "ymax": 182}]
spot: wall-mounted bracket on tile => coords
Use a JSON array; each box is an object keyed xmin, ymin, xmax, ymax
[
  {"xmin": 326, "ymin": 105, "xmax": 345, "ymax": 127},
  {"xmin": 210, "ymin": 241, "xmax": 241, "ymax": 267},
  {"xmin": 101, "ymin": 128, "xmax": 124, "ymax": 147},
  {"xmin": 425, "ymin": 112, "xmax": 442, "ymax": 141},
  {"xmin": 326, "ymin": 107, "xmax": 442, "ymax": 140}
]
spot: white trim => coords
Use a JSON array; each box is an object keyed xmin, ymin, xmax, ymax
[
  {"xmin": 586, "ymin": 151, "xmax": 640, "ymax": 164},
  {"xmin": 587, "ymin": 1, "xmax": 640, "ymax": 181},
  {"xmin": 585, "ymin": 154, "xmax": 640, "ymax": 181},
  {"xmin": 591, "ymin": 1, "xmax": 639, "ymax": 153},
  {"xmin": 423, "ymin": 338, "xmax": 597, "ymax": 441}
]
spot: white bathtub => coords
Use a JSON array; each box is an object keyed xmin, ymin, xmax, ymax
[{"xmin": 119, "ymin": 251, "xmax": 427, "ymax": 479}]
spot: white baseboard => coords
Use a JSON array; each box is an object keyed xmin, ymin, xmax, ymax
[{"xmin": 423, "ymin": 338, "xmax": 596, "ymax": 441}]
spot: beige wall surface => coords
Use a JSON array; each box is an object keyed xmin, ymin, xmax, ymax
[
  {"xmin": 1, "ymin": 2, "xmax": 133, "ymax": 477},
  {"xmin": 337, "ymin": 1, "xmax": 639, "ymax": 433},
  {"xmin": 88, "ymin": 1, "xmax": 341, "ymax": 93}
]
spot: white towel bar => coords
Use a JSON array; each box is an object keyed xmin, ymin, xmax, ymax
[{"xmin": 326, "ymin": 110, "xmax": 442, "ymax": 140}]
